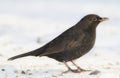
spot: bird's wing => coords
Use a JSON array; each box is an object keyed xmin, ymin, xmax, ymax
[{"xmin": 41, "ymin": 28, "xmax": 85, "ymax": 56}]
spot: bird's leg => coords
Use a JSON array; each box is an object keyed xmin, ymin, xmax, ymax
[
  {"xmin": 71, "ymin": 60, "xmax": 90, "ymax": 72},
  {"xmin": 63, "ymin": 61, "xmax": 74, "ymax": 73},
  {"xmin": 63, "ymin": 61, "xmax": 90, "ymax": 73},
  {"xmin": 63, "ymin": 61, "xmax": 81, "ymax": 73}
]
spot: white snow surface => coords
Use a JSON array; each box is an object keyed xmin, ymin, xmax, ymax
[{"xmin": 0, "ymin": 0, "xmax": 120, "ymax": 78}]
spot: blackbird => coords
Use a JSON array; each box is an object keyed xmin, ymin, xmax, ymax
[{"xmin": 8, "ymin": 14, "xmax": 108, "ymax": 73}]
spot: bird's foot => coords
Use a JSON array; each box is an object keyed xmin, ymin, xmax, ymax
[
  {"xmin": 62, "ymin": 69, "xmax": 79, "ymax": 74},
  {"xmin": 63, "ymin": 68, "xmax": 89, "ymax": 74},
  {"xmin": 62, "ymin": 68, "xmax": 91, "ymax": 74},
  {"xmin": 77, "ymin": 67, "xmax": 91, "ymax": 72},
  {"xmin": 62, "ymin": 61, "xmax": 90, "ymax": 74},
  {"xmin": 70, "ymin": 69, "xmax": 81, "ymax": 73}
]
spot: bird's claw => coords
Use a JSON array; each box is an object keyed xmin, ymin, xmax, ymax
[{"xmin": 63, "ymin": 68, "xmax": 90, "ymax": 74}]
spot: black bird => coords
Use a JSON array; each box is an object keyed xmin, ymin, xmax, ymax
[{"xmin": 8, "ymin": 14, "xmax": 108, "ymax": 73}]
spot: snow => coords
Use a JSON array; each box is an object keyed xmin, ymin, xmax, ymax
[{"xmin": 0, "ymin": 0, "xmax": 120, "ymax": 78}]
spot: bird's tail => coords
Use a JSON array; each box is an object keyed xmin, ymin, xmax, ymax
[{"xmin": 8, "ymin": 48, "xmax": 45, "ymax": 61}]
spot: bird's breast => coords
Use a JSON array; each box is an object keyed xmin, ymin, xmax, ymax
[{"xmin": 80, "ymin": 32, "xmax": 96, "ymax": 53}]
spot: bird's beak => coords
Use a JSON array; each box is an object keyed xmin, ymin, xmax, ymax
[{"xmin": 99, "ymin": 17, "xmax": 109, "ymax": 22}]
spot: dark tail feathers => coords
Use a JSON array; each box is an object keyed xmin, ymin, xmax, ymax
[
  {"xmin": 8, "ymin": 52, "xmax": 31, "ymax": 60},
  {"xmin": 8, "ymin": 48, "xmax": 44, "ymax": 61}
]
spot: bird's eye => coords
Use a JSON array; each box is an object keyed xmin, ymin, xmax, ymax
[{"xmin": 92, "ymin": 18, "xmax": 97, "ymax": 21}]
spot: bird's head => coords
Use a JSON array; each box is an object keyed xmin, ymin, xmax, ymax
[{"xmin": 77, "ymin": 14, "xmax": 108, "ymax": 30}]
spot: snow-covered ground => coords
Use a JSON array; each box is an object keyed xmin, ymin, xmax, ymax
[{"xmin": 0, "ymin": 0, "xmax": 120, "ymax": 78}]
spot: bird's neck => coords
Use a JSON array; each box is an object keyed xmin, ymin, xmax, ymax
[
  {"xmin": 76, "ymin": 22, "xmax": 97, "ymax": 32},
  {"xmin": 83, "ymin": 25, "xmax": 97, "ymax": 39}
]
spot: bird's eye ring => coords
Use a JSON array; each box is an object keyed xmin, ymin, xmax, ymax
[{"xmin": 92, "ymin": 18, "xmax": 97, "ymax": 21}]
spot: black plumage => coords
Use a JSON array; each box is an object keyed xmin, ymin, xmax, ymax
[{"xmin": 8, "ymin": 14, "xmax": 108, "ymax": 73}]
